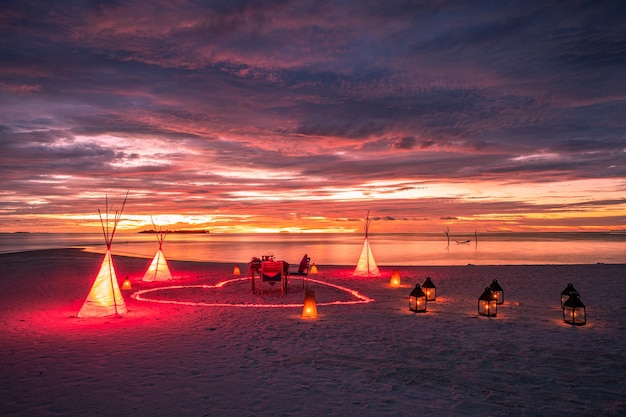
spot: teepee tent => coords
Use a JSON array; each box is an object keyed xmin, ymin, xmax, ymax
[
  {"xmin": 77, "ymin": 194, "xmax": 128, "ymax": 318},
  {"xmin": 142, "ymin": 218, "xmax": 173, "ymax": 282},
  {"xmin": 353, "ymin": 211, "xmax": 380, "ymax": 277}
]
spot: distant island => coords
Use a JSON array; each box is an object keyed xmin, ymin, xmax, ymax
[{"xmin": 139, "ymin": 229, "xmax": 210, "ymax": 234}]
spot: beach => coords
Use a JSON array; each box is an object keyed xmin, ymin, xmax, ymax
[{"xmin": 1, "ymin": 249, "xmax": 625, "ymax": 416}]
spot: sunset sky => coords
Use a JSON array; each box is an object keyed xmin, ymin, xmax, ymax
[{"xmin": 1, "ymin": 1, "xmax": 625, "ymax": 234}]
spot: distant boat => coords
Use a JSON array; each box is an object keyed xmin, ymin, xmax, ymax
[{"xmin": 456, "ymin": 240, "xmax": 471, "ymax": 244}]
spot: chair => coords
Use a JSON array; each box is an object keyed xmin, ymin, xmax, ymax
[
  {"xmin": 260, "ymin": 261, "xmax": 287, "ymax": 296},
  {"xmin": 288, "ymin": 254, "xmax": 310, "ymax": 289}
]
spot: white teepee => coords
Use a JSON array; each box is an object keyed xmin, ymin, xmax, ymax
[
  {"xmin": 78, "ymin": 193, "xmax": 128, "ymax": 318},
  {"xmin": 353, "ymin": 211, "xmax": 380, "ymax": 277},
  {"xmin": 142, "ymin": 219, "xmax": 173, "ymax": 282}
]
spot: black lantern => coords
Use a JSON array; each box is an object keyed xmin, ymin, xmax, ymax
[
  {"xmin": 563, "ymin": 292, "xmax": 586, "ymax": 326},
  {"xmin": 409, "ymin": 284, "xmax": 427, "ymax": 313},
  {"xmin": 561, "ymin": 283, "xmax": 578, "ymax": 308},
  {"xmin": 478, "ymin": 287, "xmax": 497, "ymax": 317},
  {"xmin": 422, "ymin": 277, "xmax": 436, "ymax": 301},
  {"xmin": 489, "ymin": 279, "xmax": 504, "ymax": 305}
]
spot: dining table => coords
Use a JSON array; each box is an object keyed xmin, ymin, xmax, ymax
[{"xmin": 248, "ymin": 257, "xmax": 289, "ymax": 294}]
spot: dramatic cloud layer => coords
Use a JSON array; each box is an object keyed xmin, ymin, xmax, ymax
[{"xmin": 1, "ymin": 0, "xmax": 625, "ymax": 232}]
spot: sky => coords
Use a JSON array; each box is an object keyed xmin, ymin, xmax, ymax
[{"xmin": 1, "ymin": 0, "xmax": 625, "ymax": 234}]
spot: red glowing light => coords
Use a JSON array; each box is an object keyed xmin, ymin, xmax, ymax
[{"xmin": 131, "ymin": 277, "xmax": 374, "ymax": 308}]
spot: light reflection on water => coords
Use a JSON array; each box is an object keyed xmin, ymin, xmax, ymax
[{"xmin": 1, "ymin": 232, "xmax": 624, "ymax": 266}]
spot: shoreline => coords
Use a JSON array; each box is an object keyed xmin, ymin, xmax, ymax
[{"xmin": 3, "ymin": 247, "xmax": 625, "ymax": 268}]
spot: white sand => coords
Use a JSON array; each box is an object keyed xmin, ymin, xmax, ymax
[{"xmin": 1, "ymin": 249, "xmax": 625, "ymax": 416}]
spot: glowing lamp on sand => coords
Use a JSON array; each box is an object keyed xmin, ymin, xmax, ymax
[
  {"xmin": 122, "ymin": 276, "xmax": 132, "ymax": 291},
  {"xmin": 489, "ymin": 279, "xmax": 504, "ymax": 305},
  {"xmin": 561, "ymin": 283, "xmax": 578, "ymax": 308},
  {"xmin": 233, "ymin": 265, "xmax": 241, "ymax": 276},
  {"xmin": 478, "ymin": 287, "xmax": 497, "ymax": 317},
  {"xmin": 302, "ymin": 289, "xmax": 318, "ymax": 319},
  {"xmin": 310, "ymin": 263, "xmax": 318, "ymax": 274},
  {"xmin": 409, "ymin": 284, "xmax": 427, "ymax": 313},
  {"xmin": 389, "ymin": 269, "xmax": 401, "ymax": 287},
  {"xmin": 563, "ymin": 292, "xmax": 586, "ymax": 326},
  {"xmin": 422, "ymin": 277, "xmax": 436, "ymax": 301}
]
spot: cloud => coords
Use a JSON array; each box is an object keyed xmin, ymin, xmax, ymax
[{"xmin": 0, "ymin": 0, "xmax": 624, "ymax": 232}]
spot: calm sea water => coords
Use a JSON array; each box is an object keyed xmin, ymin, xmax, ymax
[{"xmin": 0, "ymin": 232, "xmax": 624, "ymax": 266}]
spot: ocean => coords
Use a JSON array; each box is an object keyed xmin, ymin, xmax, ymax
[{"xmin": 0, "ymin": 232, "xmax": 624, "ymax": 266}]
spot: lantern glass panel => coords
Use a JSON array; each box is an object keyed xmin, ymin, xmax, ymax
[
  {"xmin": 489, "ymin": 279, "xmax": 504, "ymax": 304},
  {"xmin": 478, "ymin": 287, "xmax": 497, "ymax": 317},
  {"xmin": 562, "ymin": 293, "xmax": 586, "ymax": 325},
  {"xmin": 422, "ymin": 277, "xmax": 436, "ymax": 301},
  {"xmin": 478, "ymin": 299, "xmax": 497, "ymax": 316},
  {"xmin": 409, "ymin": 284, "xmax": 427, "ymax": 312},
  {"xmin": 563, "ymin": 306, "xmax": 586, "ymax": 325}
]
